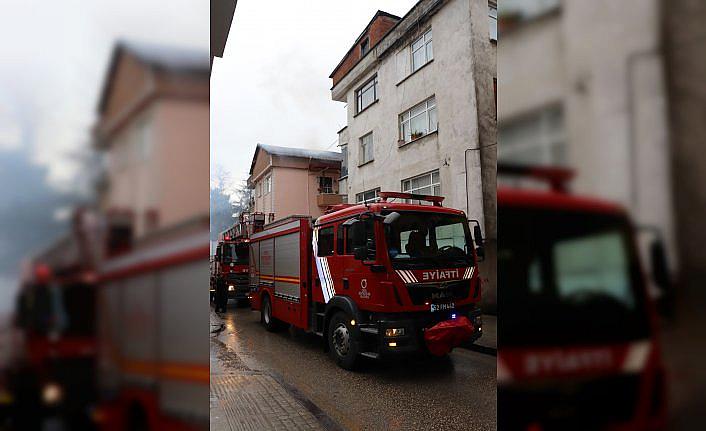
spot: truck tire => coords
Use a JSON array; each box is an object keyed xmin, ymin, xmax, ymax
[
  {"xmin": 261, "ymin": 295, "xmax": 284, "ymax": 332},
  {"xmin": 327, "ymin": 311, "xmax": 359, "ymax": 370}
]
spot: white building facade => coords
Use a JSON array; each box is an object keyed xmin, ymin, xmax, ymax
[{"xmin": 334, "ymin": 0, "xmax": 496, "ymax": 223}]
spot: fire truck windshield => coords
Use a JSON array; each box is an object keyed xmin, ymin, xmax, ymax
[
  {"xmin": 384, "ymin": 211, "xmax": 474, "ymax": 268},
  {"xmin": 222, "ymin": 243, "xmax": 248, "ymax": 264},
  {"xmin": 499, "ymin": 208, "xmax": 650, "ymax": 346}
]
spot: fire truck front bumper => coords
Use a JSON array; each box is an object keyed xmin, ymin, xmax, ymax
[{"xmin": 359, "ymin": 305, "xmax": 482, "ymax": 358}]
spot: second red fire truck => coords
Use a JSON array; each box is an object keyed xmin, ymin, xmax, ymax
[
  {"xmin": 248, "ymin": 192, "xmax": 484, "ymax": 369},
  {"xmin": 210, "ymin": 213, "xmax": 266, "ymax": 306}
]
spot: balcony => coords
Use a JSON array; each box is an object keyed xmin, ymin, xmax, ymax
[{"xmin": 317, "ymin": 193, "xmax": 345, "ymax": 207}]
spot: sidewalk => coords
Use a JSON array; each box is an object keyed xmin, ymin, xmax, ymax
[{"xmin": 210, "ymin": 312, "xmax": 325, "ymax": 431}]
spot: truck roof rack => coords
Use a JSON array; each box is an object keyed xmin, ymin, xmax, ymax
[
  {"xmin": 497, "ymin": 163, "xmax": 574, "ymax": 192},
  {"xmin": 378, "ymin": 191, "xmax": 445, "ymax": 206}
]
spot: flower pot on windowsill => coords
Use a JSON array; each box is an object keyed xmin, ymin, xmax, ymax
[{"xmin": 411, "ymin": 132, "xmax": 425, "ymax": 140}]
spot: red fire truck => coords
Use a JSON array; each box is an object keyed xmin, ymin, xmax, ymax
[
  {"xmin": 8, "ymin": 209, "xmax": 99, "ymax": 430},
  {"xmin": 210, "ymin": 212, "xmax": 266, "ymax": 306},
  {"xmin": 248, "ymin": 192, "xmax": 484, "ymax": 369},
  {"xmin": 496, "ymin": 165, "xmax": 668, "ymax": 430}
]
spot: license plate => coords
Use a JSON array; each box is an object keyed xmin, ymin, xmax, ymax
[{"xmin": 430, "ymin": 302, "xmax": 455, "ymax": 312}]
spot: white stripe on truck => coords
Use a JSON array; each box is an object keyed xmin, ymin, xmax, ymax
[{"xmin": 312, "ymin": 228, "xmax": 333, "ymax": 303}]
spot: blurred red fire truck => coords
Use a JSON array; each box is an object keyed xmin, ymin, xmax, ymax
[
  {"xmin": 210, "ymin": 212, "xmax": 266, "ymax": 306},
  {"xmin": 7, "ymin": 209, "xmax": 99, "ymax": 429},
  {"xmin": 248, "ymin": 192, "xmax": 484, "ymax": 369},
  {"xmin": 95, "ymin": 218, "xmax": 209, "ymax": 431},
  {"xmin": 496, "ymin": 164, "xmax": 669, "ymax": 430}
]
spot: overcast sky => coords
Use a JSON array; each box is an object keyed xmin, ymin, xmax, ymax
[
  {"xmin": 0, "ymin": 0, "xmax": 207, "ymax": 314},
  {"xmin": 211, "ymin": 0, "xmax": 418, "ymax": 189}
]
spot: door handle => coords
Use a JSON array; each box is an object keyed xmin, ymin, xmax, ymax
[{"xmin": 342, "ymin": 277, "xmax": 349, "ymax": 290}]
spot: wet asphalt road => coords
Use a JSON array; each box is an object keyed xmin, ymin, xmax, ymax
[{"xmin": 214, "ymin": 305, "xmax": 497, "ymax": 431}]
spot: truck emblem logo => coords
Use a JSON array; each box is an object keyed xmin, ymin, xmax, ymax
[
  {"xmin": 359, "ymin": 279, "xmax": 370, "ymax": 299},
  {"xmin": 422, "ymin": 269, "xmax": 460, "ymax": 281}
]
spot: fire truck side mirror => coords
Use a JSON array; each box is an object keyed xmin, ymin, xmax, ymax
[{"xmin": 473, "ymin": 224, "xmax": 484, "ymax": 247}]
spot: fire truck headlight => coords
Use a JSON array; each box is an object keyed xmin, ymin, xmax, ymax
[
  {"xmin": 42, "ymin": 382, "xmax": 63, "ymax": 405},
  {"xmin": 385, "ymin": 328, "xmax": 405, "ymax": 337},
  {"xmin": 228, "ymin": 285, "xmax": 235, "ymax": 291}
]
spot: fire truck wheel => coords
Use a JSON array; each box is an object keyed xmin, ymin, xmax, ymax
[
  {"xmin": 328, "ymin": 311, "xmax": 359, "ymax": 370},
  {"xmin": 261, "ymin": 295, "xmax": 284, "ymax": 332}
]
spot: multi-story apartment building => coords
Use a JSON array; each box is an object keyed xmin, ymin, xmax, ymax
[
  {"xmin": 94, "ymin": 41, "xmax": 209, "ymax": 247},
  {"xmin": 331, "ymin": 0, "xmax": 498, "ymax": 308},
  {"xmin": 498, "ymin": 0, "xmax": 678, "ymax": 282},
  {"xmin": 248, "ymin": 144, "xmax": 343, "ymax": 220}
]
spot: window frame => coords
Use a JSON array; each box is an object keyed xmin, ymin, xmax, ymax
[
  {"xmin": 359, "ymin": 132, "xmax": 374, "ymax": 165},
  {"xmin": 355, "ymin": 75, "xmax": 378, "ymax": 114},
  {"xmin": 264, "ymin": 174, "xmax": 272, "ymax": 195},
  {"xmin": 401, "ymin": 169, "xmax": 441, "ymax": 199},
  {"xmin": 489, "ymin": 4, "xmax": 498, "ymax": 42},
  {"xmin": 360, "ymin": 37, "xmax": 370, "ymax": 56},
  {"xmin": 319, "ymin": 176, "xmax": 334, "ymax": 194},
  {"xmin": 411, "ymin": 28, "xmax": 433, "ymax": 72},
  {"xmin": 399, "ymin": 96, "xmax": 438, "ymax": 144},
  {"xmin": 355, "ymin": 187, "xmax": 380, "ymax": 204},
  {"xmin": 498, "ymin": 104, "xmax": 566, "ymax": 166},
  {"xmin": 340, "ymin": 144, "xmax": 348, "ymax": 178}
]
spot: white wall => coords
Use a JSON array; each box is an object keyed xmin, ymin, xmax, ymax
[{"xmin": 338, "ymin": 0, "xmax": 492, "ymax": 225}]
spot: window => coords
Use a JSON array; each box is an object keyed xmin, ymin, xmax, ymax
[
  {"xmin": 356, "ymin": 188, "xmax": 380, "ymax": 203},
  {"xmin": 356, "ymin": 75, "xmax": 378, "ymax": 113},
  {"xmin": 411, "ymin": 29, "xmax": 433, "ymax": 72},
  {"xmin": 136, "ymin": 118, "xmax": 152, "ymax": 161},
  {"xmin": 503, "ymin": 0, "xmax": 560, "ymax": 22},
  {"xmin": 319, "ymin": 177, "xmax": 333, "ymax": 194},
  {"xmin": 317, "ymin": 226, "xmax": 334, "ymax": 257},
  {"xmin": 264, "ymin": 175, "xmax": 272, "ymax": 194},
  {"xmin": 340, "ymin": 144, "xmax": 348, "ymax": 178},
  {"xmin": 348, "ymin": 218, "xmax": 376, "ymax": 259},
  {"xmin": 399, "ymin": 97, "xmax": 437, "ymax": 143},
  {"xmin": 360, "ymin": 37, "xmax": 369, "ymax": 56},
  {"xmin": 359, "ymin": 132, "xmax": 374, "ymax": 164},
  {"xmin": 402, "ymin": 170, "xmax": 441, "ymax": 199},
  {"xmin": 489, "ymin": 4, "xmax": 498, "ymax": 41},
  {"xmin": 498, "ymin": 105, "xmax": 566, "ymax": 166},
  {"xmin": 337, "ymin": 225, "xmax": 346, "ymax": 255},
  {"xmin": 257, "ymin": 182, "xmax": 262, "ymax": 197}
]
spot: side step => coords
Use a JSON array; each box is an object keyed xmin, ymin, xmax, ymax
[{"xmin": 360, "ymin": 352, "xmax": 379, "ymax": 360}]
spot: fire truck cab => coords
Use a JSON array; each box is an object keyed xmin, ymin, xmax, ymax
[
  {"xmin": 497, "ymin": 165, "xmax": 668, "ymax": 430},
  {"xmin": 210, "ymin": 212, "xmax": 266, "ymax": 306},
  {"xmin": 249, "ymin": 192, "xmax": 484, "ymax": 369}
]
